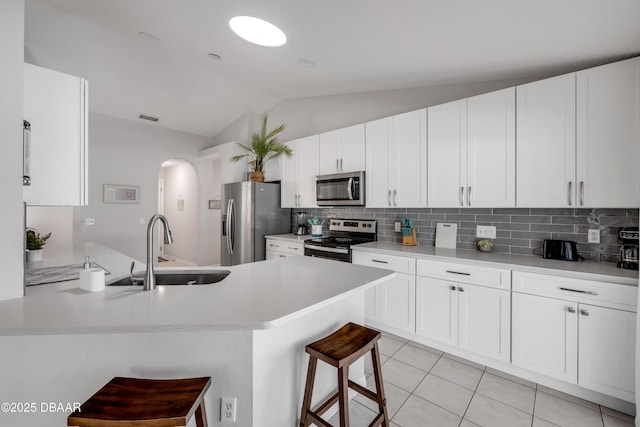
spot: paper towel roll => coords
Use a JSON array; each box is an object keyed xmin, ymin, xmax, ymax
[{"xmin": 79, "ymin": 268, "xmax": 105, "ymax": 292}]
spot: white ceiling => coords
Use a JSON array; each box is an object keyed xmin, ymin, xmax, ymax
[{"xmin": 24, "ymin": 0, "xmax": 640, "ymax": 138}]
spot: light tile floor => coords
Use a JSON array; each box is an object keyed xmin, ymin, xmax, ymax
[{"xmin": 320, "ymin": 332, "xmax": 636, "ymax": 427}]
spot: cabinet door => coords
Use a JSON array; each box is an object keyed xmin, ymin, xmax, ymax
[
  {"xmin": 416, "ymin": 277, "xmax": 458, "ymax": 346},
  {"xmin": 338, "ymin": 124, "xmax": 365, "ymax": 173},
  {"xmin": 458, "ymin": 284, "xmax": 510, "ymax": 362},
  {"xmin": 512, "ymin": 293, "xmax": 578, "ymax": 383},
  {"xmin": 578, "ymin": 304, "xmax": 636, "ymax": 401},
  {"xmin": 467, "ymin": 88, "xmax": 516, "ymax": 207},
  {"xmin": 23, "ymin": 63, "xmax": 88, "ymax": 206},
  {"xmin": 577, "ymin": 57, "xmax": 640, "ymax": 207},
  {"xmin": 280, "ymin": 139, "xmax": 299, "ymax": 208},
  {"xmin": 296, "ymin": 135, "xmax": 319, "ymax": 208},
  {"xmin": 516, "ymin": 74, "xmax": 576, "ymax": 207},
  {"xmin": 393, "ymin": 109, "xmax": 427, "ymax": 207},
  {"xmin": 378, "ymin": 272, "xmax": 416, "ymax": 333},
  {"xmin": 427, "ymin": 100, "xmax": 466, "ymax": 207},
  {"xmin": 365, "ymin": 117, "xmax": 393, "ymax": 207},
  {"xmin": 318, "ymin": 129, "xmax": 340, "ymax": 175}
]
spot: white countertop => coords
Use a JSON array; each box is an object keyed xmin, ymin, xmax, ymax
[
  {"xmin": 1, "ymin": 254, "xmax": 393, "ymax": 336},
  {"xmin": 353, "ymin": 242, "xmax": 638, "ymax": 286},
  {"xmin": 264, "ymin": 233, "xmax": 316, "ymax": 242}
]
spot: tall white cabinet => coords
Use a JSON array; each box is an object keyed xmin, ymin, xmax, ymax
[
  {"xmin": 576, "ymin": 56, "xmax": 640, "ymax": 207},
  {"xmin": 23, "ymin": 63, "xmax": 88, "ymax": 206},
  {"xmin": 428, "ymin": 88, "xmax": 515, "ymax": 207},
  {"xmin": 365, "ymin": 109, "xmax": 427, "ymax": 208},
  {"xmin": 516, "ymin": 73, "xmax": 576, "ymax": 207},
  {"xmin": 281, "ymin": 135, "xmax": 319, "ymax": 208}
]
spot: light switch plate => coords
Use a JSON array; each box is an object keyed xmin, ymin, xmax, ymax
[{"xmin": 476, "ymin": 225, "xmax": 496, "ymax": 239}]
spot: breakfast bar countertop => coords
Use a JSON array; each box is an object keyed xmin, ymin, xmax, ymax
[{"xmin": 0, "ymin": 246, "xmax": 394, "ymax": 336}]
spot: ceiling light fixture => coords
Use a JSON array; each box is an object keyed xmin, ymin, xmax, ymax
[
  {"xmin": 139, "ymin": 114, "xmax": 159, "ymax": 122},
  {"xmin": 228, "ymin": 16, "xmax": 287, "ymax": 47}
]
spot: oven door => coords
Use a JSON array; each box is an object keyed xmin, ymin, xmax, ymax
[{"xmin": 304, "ymin": 243, "xmax": 351, "ymax": 262}]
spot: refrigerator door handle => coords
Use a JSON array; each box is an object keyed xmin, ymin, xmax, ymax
[
  {"xmin": 225, "ymin": 199, "xmax": 234, "ymax": 255},
  {"xmin": 229, "ymin": 198, "xmax": 236, "ymax": 254}
]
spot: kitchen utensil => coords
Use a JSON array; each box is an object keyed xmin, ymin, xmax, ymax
[{"xmin": 435, "ymin": 223, "xmax": 457, "ymax": 249}]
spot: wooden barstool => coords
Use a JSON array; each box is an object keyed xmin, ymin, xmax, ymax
[
  {"xmin": 67, "ymin": 376, "xmax": 211, "ymax": 427},
  {"xmin": 299, "ymin": 322, "xmax": 389, "ymax": 427}
]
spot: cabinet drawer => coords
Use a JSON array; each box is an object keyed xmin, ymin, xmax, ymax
[
  {"xmin": 417, "ymin": 259, "xmax": 510, "ymax": 290},
  {"xmin": 266, "ymin": 240, "xmax": 304, "ymax": 255},
  {"xmin": 352, "ymin": 252, "xmax": 416, "ymax": 275},
  {"xmin": 512, "ymin": 271, "xmax": 638, "ymax": 311}
]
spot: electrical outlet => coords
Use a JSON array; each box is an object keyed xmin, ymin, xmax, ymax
[
  {"xmin": 588, "ymin": 229, "xmax": 600, "ymax": 244},
  {"xmin": 85, "ymin": 218, "xmax": 95, "ymax": 226},
  {"xmin": 220, "ymin": 397, "xmax": 237, "ymax": 422},
  {"xmin": 476, "ymin": 225, "xmax": 496, "ymax": 239},
  {"xmin": 139, "ymin": 217, "xmax": 146, "ymax": 225},
  {"xmin": 394, "ymin": 222, "xmax": 401, "ymax": 232}
]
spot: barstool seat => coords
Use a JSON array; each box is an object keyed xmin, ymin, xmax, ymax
[
  {"xmin": 67, "ymin": 376, "xmax": 211, "ymax": 427},
  {"xmin": 300, "ymin": 322, "xmax": 389, "ymax": 427}
]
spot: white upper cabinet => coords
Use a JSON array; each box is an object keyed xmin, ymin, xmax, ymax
[
  {"xmin": 23, "ymin": 63, "xmax": 88, "ymax": 206},
  {"xmin": 318, "ymin": 124, "xmax": 365, "ymax": 175},
  {"xmin": 281, "ymin": 135, "xmax": 319, "ymax": 208},
  {"xmin": 516, "ymin": 73, "xmax": 576, "ymax": 207},
  {"xmin": 576, "ymin": 57, "xmax": 640, "ymax": 207},
  {"xmin": 365, "ymin": 109, "xmax": 427, "ymax": 208},
  {"xmin": 428, "ymin": 88, "xmax": 515, "ymax": 207}
]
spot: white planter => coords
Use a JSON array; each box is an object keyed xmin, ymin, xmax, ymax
[
  {"xmin": 311, "ymin": 225, "xmax": 323, "ymax": 237},
  {"xmin": 26, "ymin": 249, "xmax": 43, "ymax": 262}
]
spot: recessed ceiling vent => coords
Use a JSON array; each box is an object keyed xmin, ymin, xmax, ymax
[{"xmin": 138, "ymin": 114, "xmax": 159, "ymax": 122}]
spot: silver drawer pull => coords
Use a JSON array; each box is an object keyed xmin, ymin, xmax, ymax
[
  {"xmin": 559, "ymin": 287, "xmax": 598, "ymax": 296},
  {"xmin": 458, "ymin": 287, "xmax": 464, "ymax": 292},
  {"xmin": 446, "ymin": 270, "xmax": 471, "ymax": 276},
  {"xmin": 372, "ymin": 259, "xmax": 389, "ymax": 264},
  {"xmin": 567, "ymin": 307, "xmax": 576, "ymax": 313},
  {"xmin": 580, "ymin": 309, "xmax": 590, "ymax": 316},
  {"xmin": 287, "ymin": 247, "xmax": 298, "ymax": 250},
  {"xmin": 450, "ymin": 285, "xmax": 456, "ymax": 291}
]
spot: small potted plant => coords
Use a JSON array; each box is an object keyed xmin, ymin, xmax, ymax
[
  {"xmin": 476, "ymin": 239, "xmax": 493, "ymax": 253},
  {"xmin": 26, "ymin": 228, "xmax": 51, "ymax": 262},
  {"xmin": 230, "ymin": 114, "xmax": 292, "ymax": 182}
]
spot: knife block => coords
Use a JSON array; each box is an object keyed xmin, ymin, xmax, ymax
[{"xmin": 402, "ymin": 228, "xmax": 417, "ymax": 246}]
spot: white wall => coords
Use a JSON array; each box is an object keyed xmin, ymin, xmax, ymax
[
  {"xmin": 212, "ymin": 77, "xmax": 535, "ymax": 145},
  {"xmin": 161, "ymin": 161, "xmax": 200, "ymax": 264},
  {"xmin": 0, "ymin": 0, "xmax": 26, "ymax": 301},
  {"xmin": 26, "ymin": 206, "xmax": 73, "ymax": 258},
  {"xmin": 72, "ymin": 113, "xmax": 212, "ymax": 263}
]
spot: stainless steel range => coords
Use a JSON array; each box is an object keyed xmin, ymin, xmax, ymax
[{"xmin": 304, "ymin": 219, "xmax": 377, "ymax": 262}]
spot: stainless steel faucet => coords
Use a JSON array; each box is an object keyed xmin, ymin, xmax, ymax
[{"xmin": 144, "ymin": 214, "xmax": 173, "ymax": 291}]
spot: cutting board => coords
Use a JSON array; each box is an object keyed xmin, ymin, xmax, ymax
[{"xmin": 435, "ymin": 223, "xmax": 458, "ymax": 249}]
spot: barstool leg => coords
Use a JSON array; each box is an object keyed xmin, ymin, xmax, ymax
[
  {"xmin": 300, "ymin": 356, "xmax": 318, "ymax": 427},
  {"xmin": 195, "ymin": 400, "xmax": 208, "ymax": 427},
  {"xmin": 338, "ymin": 365, "xmax": 350, "ymax": 427},
  {"xmin": 371, "ymin": 344, "xmax": 389, "ymax": 427}
]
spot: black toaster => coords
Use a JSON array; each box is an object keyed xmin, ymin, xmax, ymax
[{"xmin": 543, "ymin": 239, "xmax": 581, "ymax": 261}]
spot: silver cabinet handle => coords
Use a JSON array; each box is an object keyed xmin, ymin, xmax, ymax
[
  {"xmin": 446, "ymin": 270, "xmax": 471, "ymax": 276},
  {"xmin": 567, "ymin": 307, "xmax": 576, "ymax": 313},
  {"xmin": 450, "ymin": 285, "xmax": 456, "ymax": 291},
  {"xmin": 459, "ymin": 187, "xmax": 464, "ymax": 207},
  {"xmin": 580, "ymin": 309, "xmax": 590, "ymax": 316},
  {"xmin": 269, "ymin": 243, "xmax": 279, "ymax": 248},
  {"xmin": 371, "ymin": 259, "xmax": 389, "ymax": 264},
  {"xmin": 568, "ymin": 181, "xmax": 573, "ymax": 206},
  {"xmin": 458, "ymin": 287, "xmax": 464, "ymax": 292},
  {"xmin": 287, "ymin": 246, "xmax": 298, "ymax": 251},
  {"xmin": 388, "ymin": 190, "xmax": 392, "ymax": 207},
  {"xmin": 579, "ymin": 181, "xmax": 584, "ymax": 206},
  {"xmin": 560, "ymin": 287, "xmax": 598, "ymax": 296},
  {"xmin": 467, "ymin": 186, "xmax": 472, "ymax": 207},
  {"xmin": 393, "ymin": 189, "xmax": 397, "ymax": 206},
  {"xmin": 336, "ymin": 158, "xmax": 339, "ymax": 171},
  {"xmin": 340, "ymin": 158, "xmax": 343, "ymax": 171}
]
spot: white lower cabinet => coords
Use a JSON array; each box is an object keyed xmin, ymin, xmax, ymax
[
  {"xmin": 512, "ymin": 271, "xmax": 637, "ymax": 402},
  {"xmin": 352, "ymin": 251, "xmax": 416, "ymax": 334},
  {"xmin": 265, "ymin": 239, "xmax": 304, "ymax": 260},
  {"xmin": 416, "ymin": 276, "xmax": 511, "ymax": 362}
]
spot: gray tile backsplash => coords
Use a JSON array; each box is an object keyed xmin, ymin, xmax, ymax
[{"xmin": 292, "ymin": 207, "xmax": 639, "ymax": 263}]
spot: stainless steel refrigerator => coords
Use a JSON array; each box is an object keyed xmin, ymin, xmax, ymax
[{"xmin": 221, "ymin": 181, "xmax": 290, "ymax": 266}]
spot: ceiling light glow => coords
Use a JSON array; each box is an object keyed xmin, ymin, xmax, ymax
[{"xmin": 229, "ymin": 16, "xmax": 287, "ymax": 47}]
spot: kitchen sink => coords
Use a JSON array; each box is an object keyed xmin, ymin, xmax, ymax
[{"xmin": 108, "ymin": 270, "xmax": 231, "ymax": 286}]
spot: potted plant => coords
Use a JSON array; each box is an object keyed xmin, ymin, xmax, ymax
[
  {"xmin": 230, "ymin": 115, "xmax": 292, "ymax": 182},
  {"xmin": 476, "ymin": 239, "xmax": 493, "ymax": 253},
  {"xmin": 26, "ymin": 228, "xmax": 51, "ymax": 262}
]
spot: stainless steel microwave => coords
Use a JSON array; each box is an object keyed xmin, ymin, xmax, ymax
[{"xmin": 316, "ymin": 171, "xmax": 365, "ymax": 206}]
